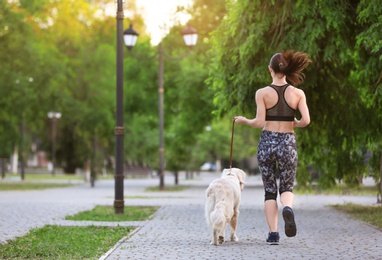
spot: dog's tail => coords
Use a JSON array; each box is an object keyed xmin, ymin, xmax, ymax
[
  {"xmin": 210, "ymin": 202, "xmax": 225, "ymax": 230},
  {"xmin": 205, "ymin": 190, "xmax": 216, "ymax": 226},
  {"xmin": 205, "ymin": 191, "xmax": 225, "ymax": 229}
]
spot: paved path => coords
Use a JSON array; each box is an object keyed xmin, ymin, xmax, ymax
[{"xmin": 0, "ymin": 173, "xmax": 381, "ymax": 259}]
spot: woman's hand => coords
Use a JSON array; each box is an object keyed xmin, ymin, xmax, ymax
[
  {"xmin": 234, "ymin": 116, "xmax": 247, "ymax": 125},
  {"xmin": 294, "ymin": 118, "xmax": 300, "ymax": 127}
]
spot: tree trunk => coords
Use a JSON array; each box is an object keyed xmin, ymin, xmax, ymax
[
  {"xmin": 379, "ymin": 151, "xmax": 382, "ymax": 203},
  {"xmin": 90, "ymin": 134, "xmax": 97, "ymax": 188},
  {"xmin": 1, "ymin": 158, "xmax": 5, "ymax": 179},
  {"xmin": 174, "ymin": 171, "xmax": 179, "ymax": 185},
  {"xmin": 11, "ymin": 145, "xmax": 18, "ymax": 174}
]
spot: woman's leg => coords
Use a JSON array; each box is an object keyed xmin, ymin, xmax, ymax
[
  {"xmin": 280, "ymin": 191, "xmax": 294, "ymax": 208},
  {"xmin": 258, "ymin": 157, "xmax": 278, "ymax": 232},
  {"xmin": 277, "ymin": 133, "xmax": 298, "ymax": 237},
  {"xmin": 257, "ymin": 131, "xmax": 282, "ymax": 242},
  {"xmin": 281, "ymin": 192, "xmax": 297, "ymax": 237},
  {"xmin": 264, "ymin": 199, "xmax": 278, "ymax": 232},
  {"xmin": 278, "ymin": 133, "xmax": 297, "ymax": 203},
  {"xmin": 257, "ymin": 131, "xmax": 278, "ymax": 232}
]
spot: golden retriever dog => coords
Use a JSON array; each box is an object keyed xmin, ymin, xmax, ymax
[{"xmin": 205, "ymin": 168, "xmax": 246, "ymax": 245}]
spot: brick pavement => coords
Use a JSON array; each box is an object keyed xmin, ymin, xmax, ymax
[{"xmin": 0, "ymin": 173, "xmax": 381, "ymax": 260}]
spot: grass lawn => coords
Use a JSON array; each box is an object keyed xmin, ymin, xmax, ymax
[
  {"xmin": 145, "ymin": 185, "xmax": 189, "ymax": 192},
  {"xmin": 0, "ymin": 182, "xmax": 75, "ymax": 191},
  {"xmin": 1, "ymin": 173, "xmax": 83, "ymax": 180},
  {"xmin": 296, "ymin": 184, "xmax": 382, "ymax": 229},
  {"xmin": 295, "ymin": 184, "xmax": 378, "ymax": 196},
  {"xmin": 0, "ymin": 173, "xmax": 85, "ymax": 191},
  {"xmin": 0, "ymin": 225, "xmax": 132, "ymax": 259},
  {"xmin": 66, "ymin": 205, "xmax": 159, "ymax": 221},
  {"xmin": 331, "ymin": 203, "xmax": 382, "ymax": 229},
  {"xmin": 0, "ymin": 205, "xmax": 159, "ymax": 259}
]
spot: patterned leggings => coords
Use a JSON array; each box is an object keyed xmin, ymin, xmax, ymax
[{"xmin": 257, "ymin": 130, "xmax": 297, "ymax": 201}]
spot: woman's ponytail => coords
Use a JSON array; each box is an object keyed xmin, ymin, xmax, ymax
[{"xmin": 269, "ymin": 50, "xmax": 311, "ymax": 86}]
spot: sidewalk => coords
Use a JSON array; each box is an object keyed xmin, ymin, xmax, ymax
[{"xmin": 1, "ymin": 172, "xmax": 381, "ymax": 259}]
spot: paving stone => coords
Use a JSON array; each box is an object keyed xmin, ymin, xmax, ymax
[{"xmin": 0, "ymin": 173, "xmax": 381, "ymax": 260}]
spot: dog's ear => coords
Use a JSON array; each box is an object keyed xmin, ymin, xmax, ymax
[
  {"xmin": 236, "ymin": 169, "xmax": 246, "ymax": 182},
  {"xmin": 236, "ymin": 170, "xmax": 246, "ymax": 190}
]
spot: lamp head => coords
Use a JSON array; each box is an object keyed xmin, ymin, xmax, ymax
[
  {"xmin": 123, "ymin": 24, "xmax": 139, "ymax": 50},
  {"xmin": 181, "ymin": 24, "xmax": 198, "ymax": 47}
]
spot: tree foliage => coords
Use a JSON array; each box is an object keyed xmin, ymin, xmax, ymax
[
  {"xmin": 152, "ymin": 0, "xmax": 228, "ymax": 173},
  {"xmin": 0, "ymin": 0, "xmax": 148, "ymax": 173},
  {"xmin": 1, "ymin": 0, "xmax": 380, "ymax": 188},
  {"xmin": 209, "ymin": 0, "xmax": 382, "ymax": 187}
]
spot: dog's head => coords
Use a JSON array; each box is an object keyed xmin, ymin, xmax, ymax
[{"xmin": 222, "ymin": 168, "xmax": 246, "ymax": 191}]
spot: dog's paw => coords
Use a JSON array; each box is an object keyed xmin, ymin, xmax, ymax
[
  {"xmin": 218, "ymin": 236, "xmax": 224, "ymax": 244},
  {"xmin": 210, "ymin": 241, "xmax": 218, "ymax": 246},
  {"xmin": 231, "ymin": 235, "xmax": 239, "ymax": 242}
]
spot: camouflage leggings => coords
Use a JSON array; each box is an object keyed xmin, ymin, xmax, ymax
[{"xmin": 257, "ymin": 130, "xmax": 297, "ymax": 201}]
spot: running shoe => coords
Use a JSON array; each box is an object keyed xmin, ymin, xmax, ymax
[
  {"xmin": 282, "ymin": 206, "xmax": 297, "ymax": 237},
  {"xmin": 266, "ymin": 232, "xmax": 280, "ymax": 245}
]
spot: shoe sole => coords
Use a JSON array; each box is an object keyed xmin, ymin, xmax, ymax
[
  {"xmin": 283, "ymin": 209, "xmax": 297, "ymax": 237},
  {"xmin": 267, "ymin": 241, "xmax": 279, "ymax": 245}
]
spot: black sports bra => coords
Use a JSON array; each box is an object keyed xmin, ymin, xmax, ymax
[{"xmin": 265, "ymin": 84, "xmax": 296, "ymax": 122}]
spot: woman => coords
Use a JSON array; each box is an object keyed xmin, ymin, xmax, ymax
[{"xmin": 234, "ymin": 50, "xmax": 311, "ymax": 245}]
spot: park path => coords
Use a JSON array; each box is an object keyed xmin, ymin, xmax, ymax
[{"xmin": 0, "ymin": 173, "xmax": 380, "ymax": 259}]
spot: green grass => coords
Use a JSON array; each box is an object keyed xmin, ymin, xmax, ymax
[
  {"xmin": 124, "ymin": 195, "xmax": 187, "ymax": 199},
  {"xmin": 0, "ymin": 182, "xmax": 75, "ymax": 191},
  {"xmin": 295, "ymin": 184, "xmax": 378, "ymax": 196},
  {"xmin": 0, "ymin": 225, "xmax": 132, "ymax": 259},
  {"xmin": 2, "ymin": 173, "xmax": 83, "ymax": 180},
  {"xmin": 0, "ymin": 205, "xmax": 159, "ymax": 259},
  {"xmin": 23, "ymin": 174, "xmax": 82, "ymax": 180},
  {"xmin": 95, "ymin": 174, "xmax": 114, "ymax": 180},
  {"xmin": 331, "ymin": 203, "xmax": 382, "ymax": 229},
  {"xmin": 66, "ymin": 205, "xmax": 159, "ymax": 221},
  {"xmin": 145, "ymin": 185, "xmax": 189, "ymax": 192}
]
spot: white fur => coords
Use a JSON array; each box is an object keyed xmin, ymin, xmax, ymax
[{"xmin": 205, "ymin": 168, "xmax": 246, "ymax": 245}]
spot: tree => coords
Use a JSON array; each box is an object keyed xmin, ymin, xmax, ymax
[
  {"xmin": 0, "ymin": 0, "xmax": 124, "ymax": 174},
  {"xmin": 0, "ymin": 0, "xmax": 58, "ymax": 166},
  {"xmin": 208, "ymin": 0, "xmax": 382, "ymax": 188},
  {"xmin": 354, "ymin": 0, "xmax": 382, "ymax": 196},
  {"xmin": 161, "ymin": 0, "xmax": 228, "ymax": 178}
]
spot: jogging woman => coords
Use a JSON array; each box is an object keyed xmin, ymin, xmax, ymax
[{"xmin": 234, "ymin": 50, "xmax": 311, "ymax": 245}]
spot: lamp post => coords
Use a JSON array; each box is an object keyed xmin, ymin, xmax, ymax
[
  {"xmin": 124, "ymin": 24, "xmax": 198, "ymax": 190},
  {"xmin": 114, "ymin": 0, "xmax": 125, "ymax": 214},
  {"xmin": 47, "ymin": 111, "xmax": 61, "ymax": 175}
]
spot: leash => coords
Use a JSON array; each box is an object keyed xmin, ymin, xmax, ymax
[{"xmin": 229, "ymin": 118, "xmax": 235, "ymax": 170}]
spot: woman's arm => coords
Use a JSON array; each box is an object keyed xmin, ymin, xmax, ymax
[
  {"xmin": 294, "ymin": 89, "xmax": 310, "ymax": 128},
  {"xmin": 234, "ymin": 89, "xmax": 266, "ymax": 128}
]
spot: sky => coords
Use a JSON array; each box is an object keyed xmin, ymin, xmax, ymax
[
  {"xmin": 135, "ymin": 0, "xmax": 192, "ymax": 45},
  {"xmin": 105, "ymin": 0, "xmax": 192, "ymax": 45}
]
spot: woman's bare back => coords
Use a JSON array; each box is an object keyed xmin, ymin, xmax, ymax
[{"xmin": 262, "ymin": 85, "xmax": 303, "ymax": 133}]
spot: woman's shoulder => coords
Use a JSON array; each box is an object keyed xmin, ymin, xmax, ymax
[
  {"xmin": 255, "ymin": 86, "xmax": 272, "ymax": 97},
  {"xmin": 257, "ymin": 85, "xmax": 273, "ymax": 92},
  {"xmin": 289, "ymin": 85, "xmax": 306, "ymax": 96}
]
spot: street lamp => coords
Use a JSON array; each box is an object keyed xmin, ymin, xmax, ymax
[
  {"xmin": 123, "ymin": 24, "xmax": 138, "ymax": 50},
  {"xmin": 114, "ymin": 0, "xmax": 125, "ymax": 214},
  {"xmin": 124, "ymin": 23, "xmax": 198, "ymax": 190},
  {"xmin": 181, "ymin": 24, "xmax": 198, "ymax": 47},
  {"xmin": 47, "ymin": 111, "xmax": 61, "ymax": 175}
]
